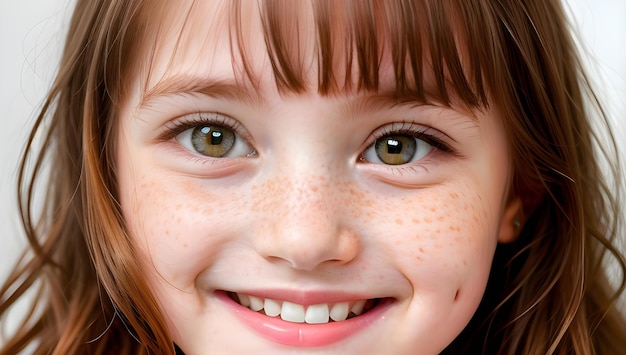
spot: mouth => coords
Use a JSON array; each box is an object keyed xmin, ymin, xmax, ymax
[{"xmin": 227, "ymin": 291, "xmax": 382, "ymax": 324}]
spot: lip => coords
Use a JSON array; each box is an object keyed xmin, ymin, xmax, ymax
[
  {"xmin": 217, "ymin": 290, "xmax": 393, "ymax": 347},
  {"xmin": 225, "ymin": 288, "xmax": 377, "ymax": 306}
]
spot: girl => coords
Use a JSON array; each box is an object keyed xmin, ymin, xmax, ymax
[{"xmin": 1, "ymin": 0, "xmax": 625, "ymax": 354}]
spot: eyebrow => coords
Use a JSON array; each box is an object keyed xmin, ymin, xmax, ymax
[
  {"xmin": 344, "ymin": 91, "xmax": 479, "ymax": 123},
  {"xmin": 140, "ymin": 75, "xmax": 263, "ymax": 108},
  {"xmin": 140, "ymin": 75, "xmax": 479, "ymax": 123}
]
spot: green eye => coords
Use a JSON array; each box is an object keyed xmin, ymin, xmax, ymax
[
  {"xmin": 363, "ymin": 134, "xmax": 432, "ymax": 165},
  {"xmin": 191, "ymin": 125, "xmax": 236, "ymax": 157},
  {"xmin": 175, "ymin": 116, "xmax": 255, "ymax": 159},
  {"xmin": 374, "ymin": 135, "xmax": 417, "ymax": 165}
]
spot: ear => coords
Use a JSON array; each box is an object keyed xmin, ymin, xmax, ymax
[{"xmin": 498, "ymin": 197, "xmax": 523, "ymax": 243}]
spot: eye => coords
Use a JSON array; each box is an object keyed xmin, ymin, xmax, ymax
[
  {"xmin": 363, "ymin": 134, "xmax": 432, "ymax": 165},
  {"xmin": 174, "ymin": 117, "xmax": 255, "ymax": 158},
  {"xmin": 191, "ymin": 125, "xmax": 235, "ymax": 157}
]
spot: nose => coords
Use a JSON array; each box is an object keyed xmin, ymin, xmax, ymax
[{"xmin": 252, "ymin": 173, "xmax": 360, "ymax": 271}]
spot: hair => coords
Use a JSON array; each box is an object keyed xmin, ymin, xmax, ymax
[{"xmin": 1, "ymin": 0, "xmax": 625, "ymax": 354}]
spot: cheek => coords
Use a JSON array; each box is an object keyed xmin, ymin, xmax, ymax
[
  {"xmin": 374, "ymin": 181, "xmax": 498, "ymax": 294},
  {"xmin": 119, "ymin": 172, "xmax": 244, "ymax": 289},
  {"xmin": 370, "ymin": 181, "xmax": 499, "ymax": 347}
]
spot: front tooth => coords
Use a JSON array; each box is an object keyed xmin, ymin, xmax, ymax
[
  {"xmin": 281, "ymin": 301, "xmax": 305, "ymax": 323},
  {"xmin": 237, "ymin": 293, "xmax": 250, "ymax": 307},
  {"xmin": 350, "ymin": 300, "xmax": 367, "ymax": 315},
  {"xmin": 329, "ymin": 302, "xmax": 349, "ymax": 321},
  {"xmin": 305, "ymin": 304, "xmax": 329, "ymax": 324},
  {"xmin": 264, "ymin": 298, "xmax": 281, "ymax": 317},
  {"xmin": 248, "ymin": 296, "xmax": 264, "ymax": 311}
]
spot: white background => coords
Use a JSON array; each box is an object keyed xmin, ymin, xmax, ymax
[{"xmin": 1, "ymin": 0, "xmax": 625, "ymax": 299}]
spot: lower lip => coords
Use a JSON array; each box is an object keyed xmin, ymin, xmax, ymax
[{"xmin": 217, "ymin": 291, "xmax": 392, "ymax": 347}]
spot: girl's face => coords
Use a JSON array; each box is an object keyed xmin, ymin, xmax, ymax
[{"xmin": 117, "ymin": 2, "xmax": 520, "ymax": 354}]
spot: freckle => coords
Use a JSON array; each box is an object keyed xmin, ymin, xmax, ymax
[
  {"xmin": 347, "ymin": 186, "xmax": 365, "ymax": 199},
  {"xmin": 424, "ymin": 217, "xmax": 432, "ymax": 224},
  {"xmin": 412, "ymin": 218, "xmax": 420, "ymax": 224},
  {"xmin": 183, "ymin": 243, "xmax": 188, "ymax": 248},
  {"xmin": 176, "ymin": 204, "xmax": 182, "ymax": 211},
  {"xmin": 429, "ymin": 207, "xmax": 436, "ymax": 212},
  {"xmin": 436, "ymin": 229, "xmax": 441, "ymax": 234},
  {"xmin": 166, "ymin": 229, "xmax": 170, "ymax": 236},
  {"xmin": 395, "ymin": 219, "xmax": 403, "ymax": 225},
  {"xmin": 437, "ymin": 216, "xmax": 444, "ymax": 222},
  {"xmin": 419, "ymin": 247, "xmax": 425, "ymax": 253}
]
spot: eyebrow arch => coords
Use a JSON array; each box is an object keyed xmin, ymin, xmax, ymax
[
  {"xmin": 140, "ymin": 75, "xmax": 263, "ymax": 107},
  {"xmin": 345, "ymin": 91, "xmax": 479, "ymax": 123}
]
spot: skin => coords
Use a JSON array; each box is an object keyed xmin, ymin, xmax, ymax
[{"xmin": 116, "ymin": 2, "xmax": 521, "ymax": 354}]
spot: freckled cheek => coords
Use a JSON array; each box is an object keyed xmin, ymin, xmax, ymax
[
  {"xmin": 370, "ymin": 189, "xmax": 496, "ymax": 285},
  {"xmin": 121, "ymin": 175, "xmax": 245, "ymax": 283}
]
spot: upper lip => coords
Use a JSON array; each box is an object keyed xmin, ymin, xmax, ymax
[{"xmin": 222, "ymin": 289, "xmax": 386, "ymax": 306}]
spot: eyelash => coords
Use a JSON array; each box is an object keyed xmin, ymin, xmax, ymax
[
  {"xmin": 159, "ymin": 115, "xmax": 458, "ymax": 167},
  {"xmin": 364, "ymin": 122, "xmax": 458, "ymax": 155},
  {"xmin": 159, "ymin": 112, "xmax": 250, "ymax": 144}
]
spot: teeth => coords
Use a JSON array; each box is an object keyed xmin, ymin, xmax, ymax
[
  {"xmin": 234, "ymin": 293, "xmax": 374, "ymax": 324},
  {"xmin": 264, "ymin": 298, "xmax": 282, "ymax": 317},
  {"xmin": 305, "ymin": 303, "xmax": 329, "ymax": 324},
  {"xmin": 329, "ymin": 302, "xmax": 349, "ymax": 321},
  {"xmin": 281, "ymin": 301, "xmax": 305, "ymax": 323},
  {"xmin": 350, "ymin": 300, "xmax": 367, "ymax": 316},
  {"xmin": 238, "ymin": 294, "xmax": 250, "ymax": 307},
  {"xmin": 248, "ymin": 295, "xmax": 264, "ymax": 312}
]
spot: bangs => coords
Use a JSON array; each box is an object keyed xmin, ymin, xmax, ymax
[
  {"xmin": 248, "ymin": 0, "xmax": 495, "ymax": 108},
  {"xmin": 139, "ymin": 0, "xmax": 499, "ymax": 109}
]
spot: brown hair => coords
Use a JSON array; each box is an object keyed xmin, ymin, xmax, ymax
[{"xmin": 1, "ymin": 0, "xmax": 624, "ymax": 354}]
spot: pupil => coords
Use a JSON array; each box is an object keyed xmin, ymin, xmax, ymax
[
  {"xmin": 210, "ymin": 130, "xmax": 223, "ymax": 145},
  {"xmin": 386, "ymin": 139, "xmax": 402, "ymax": 154}
]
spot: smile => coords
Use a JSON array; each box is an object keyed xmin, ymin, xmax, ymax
[
  {"xmin": 228, "ymin": 292, "xmax": 378, "ymax": 324},
  {"xmin": 219, "ymin": 291, "xmax": 393, "ymax": 347}
]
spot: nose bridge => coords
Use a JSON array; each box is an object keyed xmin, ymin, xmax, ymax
[{"xmin": 252, "ymin": 163, "xmax": 359, "ymax": 270}]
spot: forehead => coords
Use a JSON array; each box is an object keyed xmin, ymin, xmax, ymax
[
  {"xmin": 135, "ymin": 0, "xmax": 489, "ymax": 108},
  {"xmin": 144, "ymin": 1, "xmax": 241, "ymax": 88}
]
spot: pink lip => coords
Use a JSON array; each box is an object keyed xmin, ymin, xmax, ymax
[
  {"xmin": 227, "ymin": 289, "xmax": 375, "ymax": 306},
  {"xmin": 217, "ymin": 291, "xmax": 392, "ymax": 347}
]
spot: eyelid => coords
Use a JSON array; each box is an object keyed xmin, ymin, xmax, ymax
[
  {"xmin": 157, "ymin": 112, "xmax": 253, "ymax": 146},
  {"xmin": 365, "ymin": 122, "xmax": 457, "ymax": 155}
]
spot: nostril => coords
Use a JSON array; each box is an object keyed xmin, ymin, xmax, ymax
[{"xmin": 262, "ymin": 234, "xmax": 358, "ymax": 271}]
